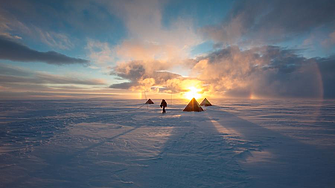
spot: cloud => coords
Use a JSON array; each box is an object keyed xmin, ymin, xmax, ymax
[
  {"xmin": 190, "ymin": 46, "xmax": 329, "ymax": 98},
  {"xmin": 0, "ymin": 63, "xmax": 106, "ymax": 86},
  {"xmin": 109, "ymin": 82, "xmax": 134, "ymax": 89},
  {"xmin": 1, "ymin": 7, "xmax": 75, "ymax": 50},
  {"xmin": 202, "ymin": 0, "xmax": 335, "ymax": 45},
  {"xmin": 89, "ymin": 0, "xmax": 203, "ymax": 96},
  {"xmin": 0, "ymin": 10, "xmax": 27, "ymax": 39},
  {"xmin": 321, "ymin": 31, "xmax": 335, "ymax": 48},
  {"xmin": 0, "ymin": 63, "xmax": 137, "ymax": 100},
  {"xmin": 110, "ymin": 60, "xmax": 182, "ymax": 91},
  {"xmin": 0, "ymin": 63, "xmax": 33, "ymax": 76},
  {"xmin": 111, "ymin": 46, "xmax": 335, "ymax": 98},
  {"xmin": 34, "ymin": 72, "xmax": 106, "ymax": 85},
  {"xmin": 3, "ymin": 0, "xmax": 333, "ymax": 99},
  {"xmin": 101, "ymin": 0, "xmax": 335, "ymax": 99},
  {"xmin": 0, "ymin": 37, "xmax": 89, "ymax": 65},
  {"xmin": 110, "ymin": 60, "xmax": 205, "ymax": 96},
  {"xmin": 86, "ymin": 40, "xmax": 116, "ymax": 66},
  {"xmin": 0, "ymin": 64, "xmax": 131, "ymax": 100},
  {"xmin": 110, "ymin": 59, "xmax": 205, "ymax": 97},
  {"xmin": 88, "ymin": 0, "xmax": 201, "ymax": 68},
  {"xmin": 36, "ymin": 28, "xmax": 74, "ymax": 50},
  {"xmin": 0, "ymin": 74, "xmax": 106, "ymax": 86}
]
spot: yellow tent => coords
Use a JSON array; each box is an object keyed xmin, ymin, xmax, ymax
[
  {"xmin": 183, "ymin": 98, "xmax": 204, "ymax": 112},
  {"xmin": 145, "ymin": 99, "xmax": 154, "ymax": 104},
  {"xmin": 200, "ymin": 98, "xmax": 212, "ymax": 106}
]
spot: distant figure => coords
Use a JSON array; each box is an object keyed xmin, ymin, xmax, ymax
[{"xmin": 160, "ymin": 99, "xmax": 167, "ymax": 113}]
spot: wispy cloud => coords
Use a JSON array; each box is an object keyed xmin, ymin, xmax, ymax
[
  {"xmin": 36, "ymin": 28, "xmax": 74, "ymax": 50},
  {"xmin": 86, "ymin": 40, "xmax": 116, "ymax": 66},
  {"xmin": 0, "ymin": 7, "xmax": 75, "ymax": 50},
  {"xmin": 0, "ymin": 10, "xmax": 27, "ymax": 39}
]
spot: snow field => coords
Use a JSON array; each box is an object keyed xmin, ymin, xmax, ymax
[{"xmin": 0, "ymin": 99, "xmax": 334, "ymax": 187}]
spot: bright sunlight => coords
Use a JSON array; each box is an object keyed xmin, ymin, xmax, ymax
[{"xmin": 184, "ymin": 86, "xmax": 202, "ymax": 100}]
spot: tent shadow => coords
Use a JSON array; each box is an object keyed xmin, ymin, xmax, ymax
[{"xmin": 133, "ymin": 110, "xmax": 249, "ymax": 188}]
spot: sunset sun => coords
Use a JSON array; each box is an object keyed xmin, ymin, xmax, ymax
[{"xmin": 184, "ymin": 86, "xmax": 202, "ymax": 100}]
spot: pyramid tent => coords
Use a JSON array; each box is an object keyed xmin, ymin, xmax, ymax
[
  {"xmin": 145, "ymin": 99, "xmax": 154, "ymax": 104},
  {"xmin": 183, "ymin": 98, "xmax": 204, "ymax": 112},
  {"xmin": 200, "ymin": 98, "xmax": 212, "ymax": 106}
]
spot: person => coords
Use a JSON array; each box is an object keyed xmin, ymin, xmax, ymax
[{"xmin": 160, "ymin": 99, "xmax": 167, "ymax": 113}]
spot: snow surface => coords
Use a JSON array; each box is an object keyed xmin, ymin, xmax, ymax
[{"xmin": 0, "ymin": 99, "xmax": 335, "ymax": 188}]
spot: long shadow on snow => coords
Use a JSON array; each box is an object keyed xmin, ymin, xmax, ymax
[
  {"xmin": 3, "ymin": 105, "xmax": 335, "ymax": 188},
  {"xmin": 205, "ymin": 108, "xmax": 335, "ymax": 188}
]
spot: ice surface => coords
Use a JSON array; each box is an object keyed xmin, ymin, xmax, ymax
[{"xmin": 0, "ymin": 99, "xmax": 335, "ymax": 188}]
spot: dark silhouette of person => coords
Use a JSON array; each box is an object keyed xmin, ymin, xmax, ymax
[{"xmin": 160, "ymin": 99, "xmax": 167, "ymax": 113}]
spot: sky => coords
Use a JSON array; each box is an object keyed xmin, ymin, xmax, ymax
[{"xmin": 0, "ymin": 0, "xmax": 335, "ymax": 100}]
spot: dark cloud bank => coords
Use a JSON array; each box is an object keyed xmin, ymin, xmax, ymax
[
  {"xmin": 0, "ymin": 37, "xmax": 89, "ymax": 65},
  {"xmin": 202, "ymin": 0, "xmax": 335, "ymax": 44}
]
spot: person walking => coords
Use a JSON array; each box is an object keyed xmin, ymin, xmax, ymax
[{"xmin": 160, "ymin": 99, "xmax": 167, "ymax": 113}]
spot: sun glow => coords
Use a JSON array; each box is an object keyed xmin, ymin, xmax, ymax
[{"xmin": 184, "ymin": 86, "xmax": 202, "ymax": 100}]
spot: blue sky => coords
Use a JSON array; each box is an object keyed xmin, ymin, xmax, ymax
[{"xmin": 1, "ymin": 0, "xmax": 335, "ymax": 99}]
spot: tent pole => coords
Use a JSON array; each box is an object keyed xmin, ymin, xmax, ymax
[{"xmin": 144, "ymin": 91, "xmax": 148, "ymax": 110}]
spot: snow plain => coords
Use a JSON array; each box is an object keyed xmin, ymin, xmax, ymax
[{"xmin": 0, "ymin": 99, "xmax": 335, "ymax": 188}]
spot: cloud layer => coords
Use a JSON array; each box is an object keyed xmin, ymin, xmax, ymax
[
  {"xmin": 88, "ymin": 0, "xmax": 201, "ymax": 69},
  {"xmin": 111, "ymin": 45, "xmax": 335, "ymax": 98},
  {"xmin": 0, "ymin": 63, "xmax": 106, "ymax": 86}
]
